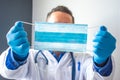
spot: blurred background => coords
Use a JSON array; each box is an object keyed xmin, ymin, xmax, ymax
[{"xmin": 0, "ymin": 0, "xmax": 32, "ymax": 80}]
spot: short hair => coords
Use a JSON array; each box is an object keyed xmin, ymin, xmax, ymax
[{"xmin": 46, "ymin": 5, "xmax": 74, "ymax": 23}]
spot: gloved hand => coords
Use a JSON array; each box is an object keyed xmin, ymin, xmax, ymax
[
  {"xmin": 93, "ymin": 26, "xmax": 116, "ymax": 64},
  {"xmin": 6, "ymin": 21, "xmax": 30, "ymax": 60}
]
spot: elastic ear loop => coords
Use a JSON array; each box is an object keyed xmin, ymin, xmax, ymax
[
  {"xmin": 22, "ymin": 21, "xmax": 99, "ymax": 29},
  {"xmin": 22, "ymin": 21, "xmax": 35, "ymax": 26}
]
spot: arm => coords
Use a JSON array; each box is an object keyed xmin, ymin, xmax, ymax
[
  {"xmin": 0, "ymin": 21, "xmax": 30, "ymax": 79},
  {"xmin": 0, "ymin": 48, "xmax": 29, "ymax": 79},
  {"xmin": 80, "ymin": 54, "xmax": 115, "ymax": 80},
  {"xmin": 93, "ymin": 26, "xmax": 116, "ymax": 76}
]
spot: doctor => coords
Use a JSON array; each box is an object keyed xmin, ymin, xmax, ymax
[{"xmin": 0, "ymin": 5, "xmax": 116, "ymax": 80}]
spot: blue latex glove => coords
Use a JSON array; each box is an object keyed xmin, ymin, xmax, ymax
[
  {"xmin": 93, "ymin": 26, "xmax": 116, "ymax": 64},
  {"xmin": 6, "ymin": 21, "xmax": 30, "ymax": 60}
]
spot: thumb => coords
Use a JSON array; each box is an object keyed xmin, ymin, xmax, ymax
[
  {"xmin": 94, "ymin": 25, "xmax": 108, "ymax": 37},
  {"xmin": 15, "ymin": 21, "xmax": 23, "ymax": 27},
  {"xmin": 100, "ymin": 25, "xmax": 107, "ymax": 31},
  {"xmin": 13, "ymin": 21, "xmax": 24, "ymax": 31}
]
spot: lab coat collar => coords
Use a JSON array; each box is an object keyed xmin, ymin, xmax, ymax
[{"xmin": 42, "ymin": 50, "xmax": 72, "ymax": 68}]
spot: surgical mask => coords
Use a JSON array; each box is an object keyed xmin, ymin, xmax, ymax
[{"xmin": 33, "ymin": 22, "xmax": 88, "ymax": 52}]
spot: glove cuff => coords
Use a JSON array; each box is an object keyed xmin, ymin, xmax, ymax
[
  {"xmin": 93, "ymin": 56, "xmax": 109, "ymax": 64},
  {"xmin": 11, "ymin": 49, "xmax": 29, "ymax": 61}
]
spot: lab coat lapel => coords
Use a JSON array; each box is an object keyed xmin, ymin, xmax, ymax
[
  {"xmin": 58, "ymin": 52, "xmax": 72, "ymax": 67},
  {"xmin": 42, "ymin": 50, "xmax": 58, "ymax": 65}
]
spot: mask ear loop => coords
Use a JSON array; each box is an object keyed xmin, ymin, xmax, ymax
[
  {"xmin": 22, "ymin": 21, "xmax": 35, "ymax": 26},
  {"xmin": 22, "ymin": 21, "xmax": 99, "ymax": 29}
]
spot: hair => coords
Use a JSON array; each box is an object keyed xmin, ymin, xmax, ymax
[{"xmin": 46, "ymin": 5, "xmax": 74, "ymax": 23}]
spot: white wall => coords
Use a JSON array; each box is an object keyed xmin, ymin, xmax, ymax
[{"xmin": 33, "ymin": 0, "xmax": 120, "ymax": 80}]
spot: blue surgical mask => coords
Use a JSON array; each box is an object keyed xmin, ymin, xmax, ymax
[{"xmin": 33, "ymin": 22, "xmax": 88, "ymax": 52}]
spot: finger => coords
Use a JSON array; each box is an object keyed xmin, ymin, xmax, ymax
[
  {"xmin": 17, "ymin": 42, "xmax": 30, "ymax": 53},
  {"xmin": 93, "ymin": 42, "xmax": 104, "ymax": 50},
  {"xmin": 95, "ymin": 30, "xmax": 107, "ymax": 37},
  {"xmin": 93, "ymin": 48, "xmax": 102, "ymax": 55},
  {"xmin": 7, "ymin": 31, "xmax": 27, "ymax": 41},
  {"xmin": 93, "ymin": 36, "xmax": 103, "ymax": 42},
  {"xmin": 12, "ymin": 42, "xmax": 29, "ymax": 54},
  {"xmin": 8, "ymin": 37, "xmax": 29, "ymax": 46},
  {"xmin": 10, "ymin": 21, "xmax": 24, "ymax": 33}
]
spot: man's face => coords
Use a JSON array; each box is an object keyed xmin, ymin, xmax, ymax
[
  {"xmin": 46, "ymin": 11, "xmax": 73, "ymax": 54},
  {"xmin": 46, "ymin": 11, "xmax": 73, "ymax": 23}
]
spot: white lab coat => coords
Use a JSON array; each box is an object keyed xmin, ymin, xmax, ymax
[{"xmin": 0, "ymin": 48, "xmax": 114, "ymax": 80}]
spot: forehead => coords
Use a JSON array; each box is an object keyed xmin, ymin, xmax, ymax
[{"xmin": 47, "ymin": 11, "xmax": 73, "ymax": 23}]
